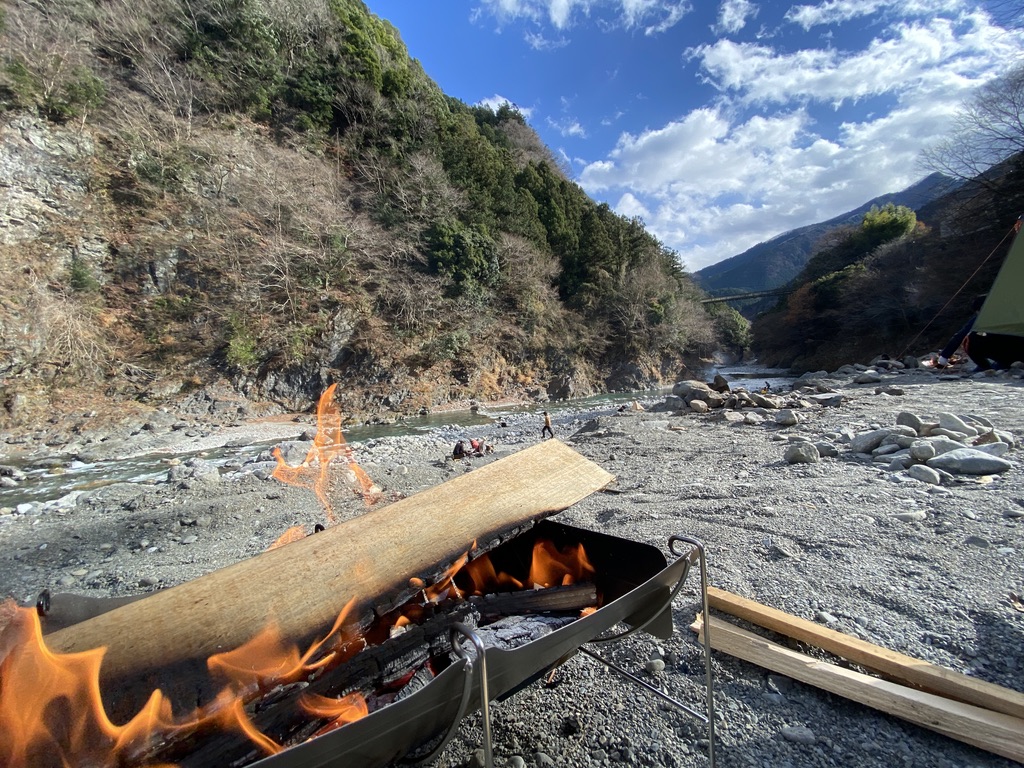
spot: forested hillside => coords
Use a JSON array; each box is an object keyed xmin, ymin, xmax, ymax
[
  {"xmin": 0, "ymin": 0, "xmax": 727, "ymax": 427},
  {"xmin": 751, "ymin": 158, "xmax": 1024, "ymax": 371}
]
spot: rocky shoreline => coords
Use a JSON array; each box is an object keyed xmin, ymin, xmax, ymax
[{"xmin": 1, "ymin": 359, "xmax": 1023, "ymax": 767}]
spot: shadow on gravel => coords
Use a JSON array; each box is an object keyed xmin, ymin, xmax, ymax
[{"xmin": 970, "ymin": 602, "xmax": 1024, "ymax": 693}]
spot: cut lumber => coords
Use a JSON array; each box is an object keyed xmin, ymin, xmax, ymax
[
  {"xmin": 44, "ymin": 441, "xmax": 613, "ymax": 702},
  {"xmin": 706, "ymin": 586, "xmax": 1024, "ymax": 720},
  {"xmin": 691, "ymin": 614, "xmax": 1024, "ymax": 764}
]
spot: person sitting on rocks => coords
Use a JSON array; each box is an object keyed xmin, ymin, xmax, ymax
[{"xmin": 452, "ymin": 440, "xmax": 468, "ymax": 460}]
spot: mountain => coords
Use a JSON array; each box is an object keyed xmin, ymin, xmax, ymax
[
  {"xmin": 694, "ymin": 173, "xmax": 962, "ymax": 296},
  {"xmin": 0, "ymin": 0, "xmax": 717, "ymax": 429}
]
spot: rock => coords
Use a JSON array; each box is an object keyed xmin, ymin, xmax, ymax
[
  {"xmin": 909, "ymin": 440, "xmax": 936, "ymax": 461},
  {"xmin": 672, "ymin": 380, "xmax": 713, "ymax": 399},
  {"xmin": 689, "ymin": 399, "xmax": 709, "ymax": 414},
  {"xmin": 854, "ymin": 371, "xmax": 882, "ymax": 384},
  {"xmin": 775, "ymin": 409, "xmax": 800, "ymax": 426},
  {"xmin": 645, "ymin": 658, "xmax": 666, "ymax": 674},
  {"xmin": 780, "ymin": 725, "xmax": 817, "ymax": 745},
  {"xmin": 806, "ymin": 393, "xmax": 844, "ymax": 407},
  {"xmin": 893, "ymin": 510, "xmax": 928, "ymax": 522},
  {"xmin": 711, "ymin": 374, "xmax": 730, "ymax": 393},
  {"xmin": 907, "ymin": 465, "xmax": 942, "ymax": 485},
  {"xmin": 926, "ymin": 448, "xmax": 1013, "ymax": 475},
  {"xmin": 784, "ymin": 443, "xmax": 820, "ymax": 464},
  {"xmin": 850, "ymin": 428, "xmax": 889, "ymax": 454},
  {"xmin": 937, "ymin": 412, "xmax": 978, "ymax": 437}
]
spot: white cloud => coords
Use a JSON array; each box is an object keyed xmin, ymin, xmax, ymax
[
  {"xmin": 693, "ymin": 15, "xmax": 1018, "ymax": 108},
  {"xmin": 548, "ymin": 116, "xmax": 589, "ymax": 137},
  {"xmin": 615, "ymin": 192, "xmax": 651, "ymax": 220},
  {"xmin": 785, "ymin": 0, "xmax": 966, "ymax": 30},
  {"xmin": 474, "ymin": 0, "xmax": 1024, "ymax": 271},
  {"xmin": 477, "ymin": 94, "xmax": 535, "ymax": 119},
  {"xmin": 476, "ymin": 0, "xmax": 692, "ymax": 34},
  {"xmin": 524, "ymin": 30, "xmax": 570, "ymax": 49},
  {"xmin": 716, "ymin": 0, "xmax": 757, "ymax": 34}
]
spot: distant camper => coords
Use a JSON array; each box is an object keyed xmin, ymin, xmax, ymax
[{"xmin": 541, "ymin": 411, "xmax": 554, "ymax": 439}]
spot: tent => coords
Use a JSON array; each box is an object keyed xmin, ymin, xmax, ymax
[{"xmin": 966, "ymin": 217, "xmax": 1024, "ymax": 369}]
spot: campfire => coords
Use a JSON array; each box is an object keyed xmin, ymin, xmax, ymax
[{"xmin": 0, "ymin": 388, "xmax": 714, "ymax": 768}]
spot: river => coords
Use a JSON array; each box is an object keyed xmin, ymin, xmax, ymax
[{"xmin": 0, "ymin": 365, "xmax": 792, "ymax": 508}]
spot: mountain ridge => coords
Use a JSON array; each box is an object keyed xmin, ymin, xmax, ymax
[{"xmin": 694, "ymin": 172, "xmax": 963, "ymax": 296}]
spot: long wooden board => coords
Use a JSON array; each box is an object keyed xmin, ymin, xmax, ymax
[
  {"xmin": 707, "ymin": 586, "xmax": 1024, "ymax": 720},
  {"xmin": 45, "ymin": 440, "xmax": 613, "ymax": 686},
  {"xmin": 691, "ymin": 614, "xmax": 1024, "ymax": 763}
]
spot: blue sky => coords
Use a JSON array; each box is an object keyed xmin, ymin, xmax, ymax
[{"xmin": 363, "ymin": 1, "xmax": 1024, "ymax": 272}]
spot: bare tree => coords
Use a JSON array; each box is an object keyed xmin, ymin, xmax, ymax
[{"xmin": 922, "ymin": 60, "xmax": 1024, "ymax": 183}]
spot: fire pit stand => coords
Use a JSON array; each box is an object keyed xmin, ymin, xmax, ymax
[{"xmin": 253, "ymin": 528, "xmax": 716, "ymax": 768}]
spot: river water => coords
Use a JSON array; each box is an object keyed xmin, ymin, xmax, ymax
[{"xmin": 0, "ymin": 365, "xmax": 792, "ymax": 508}]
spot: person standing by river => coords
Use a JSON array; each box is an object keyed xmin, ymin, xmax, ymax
[{"xmin": 541, "ymin": 411, "xmax": 554, "ymax": 439}]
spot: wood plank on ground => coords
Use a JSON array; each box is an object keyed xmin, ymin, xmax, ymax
[
  {"xmin": 45, "ymin": 440, "xmax": 614, "ymax": 687},
  {"xmin": 706, "ymin": 586, "xmax": 1024, "ymax": 720},
  {"xmin": 691, "ymin": 614, "xmax": 1024, "ymax": 764}
]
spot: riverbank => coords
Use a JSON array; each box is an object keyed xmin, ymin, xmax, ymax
[{"xmin": 1, "ymin": 361, "xmax": 1023, "ymax": 767}]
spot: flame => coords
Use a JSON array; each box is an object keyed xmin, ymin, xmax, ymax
[
  {"xmin": 0, "ymin": 595, "xmax": 369, "ymax": 767},
  {"xmin": 267, "ymin": 525, "xmax": 307, "ymax": 550},
  {"xmin": 272, "ymin": 384, "xmax": 382, "ymax": 524},
  {"xmin": 528, "ymin": 540, "xmax": 595, "ymax": 588},
  {"xmin": 462, "ymin": 552, "xmax": 524, "ymax": 593},
  {"xmin": 458, "ymin": 538, "xmax": 597, "ymax": 595},
  {"xmin": 0, "ymin": 599, "xmax": 195, "ymax": 766},
  {"xmin": 299, "ymin": 693, "xmax": 368, "ymax": 738}
]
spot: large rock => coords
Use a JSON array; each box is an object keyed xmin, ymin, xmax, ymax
[{"xmin": 926, "ymin": 448, "xmax": 1013, "ymax": 475}]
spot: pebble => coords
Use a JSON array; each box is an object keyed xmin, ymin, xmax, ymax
[
  {"xmin": 644, "ymin": 658, "xmax": 665, "ymax": 674},
  {"xmin": 781, "ymin": 725, "xmax": 817, "ymax": 745},
  {"xmin": 892, "ymin": 510, "xmax": 927, "ymax": 522}
]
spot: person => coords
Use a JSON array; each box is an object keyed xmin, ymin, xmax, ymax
[
  {"xmin": 452, "ymin": 440, "xmax": 467, "ymax": 460},
  {"xmin": 937, "ymin": 316, "xmax": 977, "ymax": 367},
  {"xmin": 469, "ymin": 437, "xmax": 490, "ymax": 456},
  {"xmin": 937, "ymin": 295, "xmax": 989, "ymax": 368},
  {"xmin": 541, "ymin": 411, "xmax": 554, "ymax": 439}
]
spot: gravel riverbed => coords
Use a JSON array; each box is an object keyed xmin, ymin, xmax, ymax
[{"xmin": 2, "ymin": 362, "xmax": 1023, "ymax": 768}]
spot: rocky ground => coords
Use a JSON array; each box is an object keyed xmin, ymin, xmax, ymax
[{"xmin": 1, "ymin": 360, "xmax": 1023, "ymax": 768}]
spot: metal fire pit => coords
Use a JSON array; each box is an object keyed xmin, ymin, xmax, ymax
[{"xmin": 253, "ymin": 520, "xmax": 716, "ymax": 768}]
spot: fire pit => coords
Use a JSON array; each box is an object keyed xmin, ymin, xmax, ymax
[{"xmin": 247, "ymin": 521, "xmax": 716, "ymax": 768}]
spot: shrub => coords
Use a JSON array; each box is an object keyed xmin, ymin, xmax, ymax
[{"xmin": 68, "ymin": 258, "xmax": 99, "ymax": 293}]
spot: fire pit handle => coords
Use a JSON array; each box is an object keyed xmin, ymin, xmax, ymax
[
  {"xmin": 448, "ymin": 622, "xmax": 495, "ymax": 768},
  {"xmin": 400, "ymin": 623, "xmax": 494, "ymax": 768}
]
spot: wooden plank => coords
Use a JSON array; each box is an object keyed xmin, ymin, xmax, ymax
[
  {"xmin": 691, "ymin": 614, "xmax": 1024, "ymax": 764},
  {"xmin": 706, "ymin": 586, "xmax": 1024, "ymax": 720},
  {"xmin": 45, "ymin": 440, "xmax": 613, "ymax": 686}
]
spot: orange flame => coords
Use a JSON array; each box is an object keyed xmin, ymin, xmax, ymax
[
  {"xmin": 0, "ymin": 595, "xmax": 370, "ymax": 767},
  {"xmin": 528, "ymin": 539, "xmax": 595, "ymax": 588},
  {"xmin": 272, "ymin": 384, "xmax": 382, "ymax": 525},
  {"xmin": 0, "ymin": 599, "xmax": 275, "ymax": 766},
  {"xmin": 458, "ymin": 538, "xmax": 597, "ymax": 595},
  {"xmin": 299, "ymin": 693, "xmax": 369, "ymax": 738}
]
